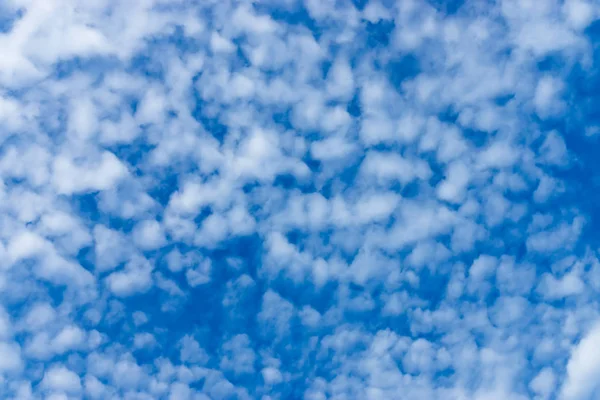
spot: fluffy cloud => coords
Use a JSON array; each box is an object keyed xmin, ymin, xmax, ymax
[
  {"xmin": 560, "ymin": 321, "xmax": 600, "ymax": 400},
  {"xmin": 0, "ymin": 0, "xmax": 598, "ymax": 398}
]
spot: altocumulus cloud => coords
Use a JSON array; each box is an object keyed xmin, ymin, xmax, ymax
[{"xmin": 0, "ymin": 0, "xmax": 600, "ymax": 399}]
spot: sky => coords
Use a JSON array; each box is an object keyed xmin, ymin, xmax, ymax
[{"xmin": 0, "ymin": 0, "xmax": 599, "ymax": 399}]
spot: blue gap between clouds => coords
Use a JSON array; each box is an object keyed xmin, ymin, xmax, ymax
[
  {"xmin": 131, "ymin": 235, "xmax": 265, "ymax": 358},
  {"xmin": 255, "ymin": 3, "xmax": 320, "ymax": 39},
  {"xmin": 0, "ymin": 7, "xmax": 23, "ymax": 33},
  {"xmin": 427, "ymin": 0, "xmax": 466, "ymax": 15},
  {"xmin": 365, "ymin": 19, "xmax": 395, "ymax": 48},
  {"xmin": 541, "ymin": 37, "xmax": 600, "ymax": 252},
  {"xmin": 51, "ymin": 56, "xmax": 120, "ymax": 81}
]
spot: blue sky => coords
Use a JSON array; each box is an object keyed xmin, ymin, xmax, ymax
[{"xmin": 0, "ymin": 0, "xmax": 599, "ymax": 399}]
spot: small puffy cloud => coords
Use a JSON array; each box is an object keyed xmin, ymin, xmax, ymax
[
  {"xmin": 179, "ymin": 335, "xmax": 209, "ymax": 365},
  {"xmin": 299, "ymin": 305, "xmax": 322, "ymax": 328},
  {"xmin": 311, "ymin": 136, "xmax": 357, "ymax": 161},
  {"xmin": 210, "ymin": 32, "xmax": 236, "ymax": 53},
  {"xmin": 403, "ymin": 338, "xmax": 438, "ymax": 374},
  {"xmin": 539, "ymin": 131, "xmax": 569, "ymax": 167},
  {"xmin": 534, "ymin": 175, "xmax": 563, "ymax": 203},
  {"xmin": 360, "ymin": 151, "xmax": 432, "ymax": 185},
  {"xmin": 353, "ymin": 192, "xmax": 399, "ymax": 225},
  {"xmin": 326, "ymin": 56, "xmax": 354, "ymax": 101},
  {"xmin": 527, "ymin": 217, "xmax": 585, "ymax": 254},
  {"xmin": 41, "ymin": 365, "xmax": 82, "ymax": 393},
  {"xmin": 530, "ymin": 367, "xmax": 556, "ymax": 399},
  {"xmin": 262, "ymin": 366, "xmax": 283, "ymax": 385},
  {"xmin": 52, "ymin": 151, "xmax": 128, "ymax": 195},
  {"xmin": 477, "ymin": 141, "xmax": 520, "ymax": 170},
  {"xmin": 7, "ymin": 230, "xmax": 48, "ymax": 262},
  {"xmin": 220, "ymin": 334, "xmax": 256, "ymax": 375},
  {"xmin": 537, "ymin": 272, "xmax": 585, "ymax": 300},
  {"xmin": 490, "ymin": 296, "xmax": 529, "ymax": 327},
  {"xmin": 258, "ymin": 290, "xmax": 295, "ymax": 339},
  {"xmin": 0, "ymin": 342, "xmax": 23, "ymax": 372},
  {"xmin": 132, "ymin": 219, "xmax": 167, "ymax": 251},
  {"xmin": 534, "ymin": 76, "xmax": 566, "ymax": 118},
  {"xmin": 85, "ymin": 375, "xmax": 108, "ymax": 399},
  {"xmin": 51, "ymin": 325, "xmax": 86, "ymax": 354},
  {"xmin": 436, "ymin": 160, "xmax": 471, "ymax": 203},
  {"xmin": 563, "ymin": 0, "xmax": 597, "ymax": 30},
  {"xmin": 133, "ymin": 332, "xmax": 157, "ymax": 350},
  {"xmin": 105, "ymin": 256, "xmax": 153, "ymax": 297},
  {"xmin": 132, "ymin": 311, "xmax": 148, "ymax": 327},
  {"xmin": 185, "ymin": 259, "xmax": 212, "ymax": 287},
  {"xmin": 112, "ymin": 357, "xmax": 145, "ymax": 390},
  {"xmin": 93, "ymin": 225, "xmax": 131, "ymax": 272},
  {"xmin": 468, "ymin": 254, "xmax": 498, "ymax": 292},
  {"xmin": 194, "ymin": 213, "xmax": 229, "ymax": 248},
  {"xmin": 513, "ymin": 17, "xmax": 581, "ymax": 58}
]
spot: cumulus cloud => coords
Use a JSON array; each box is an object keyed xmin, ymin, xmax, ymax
[
  {"xmin": 52, "ymin": 151, "xmax": 128, "ymax": 195},
  {"xmin": 105, "ymin": 256, "xmax": 153, "ymax": 297},
  {"xmin": 41, "ymin": 365, "xmax": 82, "ymax": 394},
  {"xmin": 0, "ymin": 0, "xmax": 598, "ymax": 398},
  {"xmin": 560, "ymin": 322, "xmax": 600, "ymax": 400}
]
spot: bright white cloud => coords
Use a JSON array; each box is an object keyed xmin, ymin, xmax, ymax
[{"xmin": 560, "ymin": 321, "xmax": 600, "ymax": 400}]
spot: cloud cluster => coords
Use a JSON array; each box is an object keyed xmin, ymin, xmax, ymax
[{"xmin": 0, "ymin": 0, "xmax": 599, "ymax": 399}]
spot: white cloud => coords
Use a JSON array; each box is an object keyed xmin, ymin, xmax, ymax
[
  {"xmin": 539, "ymin": 131, "xmax": 569, "ymax": 167},
  {"xmin": 534, "ymin": 77, "xmax": 566, "ymax": 119},
  {"xmin": 537, "ymin": 271, "xmax": 585, "ymax": 300},
  {"xmin": 179, "ymin": 335, "xmax": 209, "ymax": 365},
  {"xmin": 93, "ymin": 225, "xmax": 131, "ymax": 272},
  {"xmin": 0, "ymin": 342, "xmax": 23, "ymax": 372},
  {"xmin": 7, "ymin": 230, "xmax": 47, "ymax": 262},
  {"xmin": 185, "ymin": 259, "xmax": 212, "ymax": 287},
  {"xmin": 437, "ymin": 160, "xmax": 471, "ymax": 203},
  {"xmin": 51, "ymin": 324, "xmax": 86, "ymax": 354},
  {"xmin": 530, "ymin": 367, "xmax": 556, "ymax": 399},
  {"xmin": 106, "ymin": 256, "xmax": 153, "ymax": 297},
  {"xmin": 194, "ymin": 213, "xmax": 229, "ymax": 248},
  {"xmin": 132, "ymin": 311, "xmax": 148, "ymax": 327},
  {"xmin": 85, "ymin": 375, "xmax": 108, "ymax": 399},
  {"xmin": 262, "ymin": 366, "xmax": 283, "ymax": 385},
  {"xmin": 7, "ymin": 230, "xmax": 94, "ymax": 287},
  {"xmin": 211, "ymin": 31, "xmax": 236, "ymax": 53},
  {"xmin": 0, "ymin": 0, "xmax": 597, "ymax": 398},
  {"xmin": 477, "ymin": 141, "xmax": 520, "ymax": 170},
  {"xmin": 311, "ymin": 136, "xmax": 357, "ymax": 161},
  {"xmin": 111, "ymin": 357, "xmax": 145, "ymax": 390},
  {"xmin": 220, "ymin": 334, "xmax": 256, "ymax": 375},
  {"xmin": 534, "ymin": 175, "xmax": 562, "ymax": 203},
  {"xmin": 133, "ymin": 332, "xmax": 157, "ymax": 350},
  {"xmin": 52, "ymin": 151, "xmax": 128, "ymax": 195},
  {"xmin": 527, "ymin": 217, "xmax": 585, "ymax": 253},
  {"xmin": 563, "ymin": 0, "xmax": 597, "ymax": 30},
  {"xmin": 360, "ymin": 151, "xmax": 432, "ymax": 186},
  {"xmin": 560, "ymin": 321, "xmax": 600, "ymax": 400},
  {"xmin": 468, "ymin": 255, "xmax": 498, "ymax": 292},
  {"xmin": 353, "ymin": 192, "xmax": 400, "ymax": 225},
  {"xmin": 22, "ymin": 302, "xmax": 55, "ymax": 331},
  {"xmin": 132, "ymin": 219, "xmax": 167, "ymax": 251},
  {"xmin": 326, "ymin": 56, "xmax": 354, "ymax": 101},
  {"xmin": 258, "ymin": 290, "xmax": 294, "ymax": 340},
  {"xmin": 41, "ymin": 365, "xmax": 82, "ymax": 393}
]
